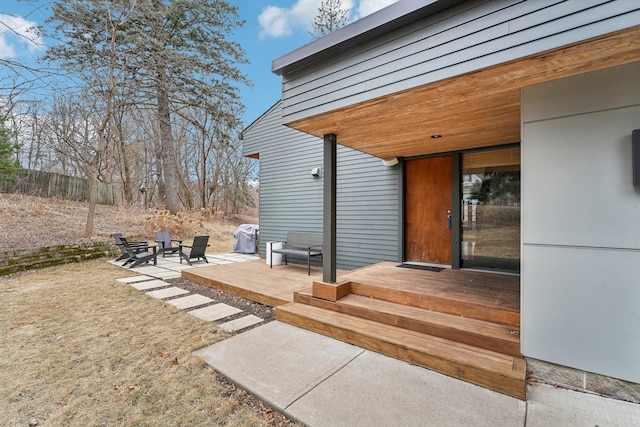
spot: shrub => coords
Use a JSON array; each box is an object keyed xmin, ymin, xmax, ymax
[{"xmin": 144, "ymin": 209, "xmax": 206, "ymax": 237}]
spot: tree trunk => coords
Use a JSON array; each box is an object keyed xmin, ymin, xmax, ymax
[
  {"xmin": 84, "ymin": 160, "xmax": 98, "ymax": 236},
  {"xmin": 116, "ymin": 115, "xmax": 133, "ymax": 205},
  {"xmin": 84, "ymin": 133, "xmax": 105, "ymax": 237},
  {"xmin": 155, "ymin": 70, "xmax": 179, "ymax": 213},
  {"xmin": 200, "ymin": 127, "xmax": 207, "ymax": 209},
  {"xmin": 153, "ymin": 138, "xmax": 165, "ymax": 206}
]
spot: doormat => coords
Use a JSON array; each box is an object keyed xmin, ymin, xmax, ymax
[{"xmin": 397, "ymin": 264, "xmax": 444, "ymax": 272}]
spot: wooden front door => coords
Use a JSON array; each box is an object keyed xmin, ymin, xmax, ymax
[{"xmin": 405, "ymin": 156, "xmax": 452, "ymax": 265}]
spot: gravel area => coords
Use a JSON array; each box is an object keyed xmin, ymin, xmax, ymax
[{"xmin": 168, "ymin": 277, "xmax": 276, "ymax": 331}]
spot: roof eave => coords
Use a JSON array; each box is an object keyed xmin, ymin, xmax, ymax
[{"xmin": 271, "ymin": 0, "xmax": 464, "ymax": 76}]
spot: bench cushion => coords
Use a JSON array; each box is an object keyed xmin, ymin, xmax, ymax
[
  {"xmin": 272, "ymin": 248, "xmax": 322, "ymax": 257},
  {"xmin": 269, "ymin": 232, "xmax": 322, "ymax": 275},
  {"xmin": 270, "ymin": 232, "xmax": 323, "ymax": 257}
]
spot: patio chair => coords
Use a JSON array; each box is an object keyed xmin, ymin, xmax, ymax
[
  {"xmin": 155, "ymin": 231, "xmax": 182, "ymax": 257},
  {"xmin": 179, "ymin": 235, "xmax": 210, "ymax": 266},
  {"xmin": 120, "ymin": 237, "xmax": 157, "ymax": 268},
  {"xmin": 112, "ymin": 233, "xmax": 149, "ymax": 264}
]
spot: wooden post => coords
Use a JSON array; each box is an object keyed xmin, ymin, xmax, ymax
[{"xmin": 323, "ymin": 133, "xmax": 337, "ymax": 283}]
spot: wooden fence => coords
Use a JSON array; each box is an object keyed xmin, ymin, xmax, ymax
[{"xmin": 0, "ymin": 169, "xmax": 114, "ymax": 205}]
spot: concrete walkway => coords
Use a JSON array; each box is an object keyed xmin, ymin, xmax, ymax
[
  {"xmin": 195, "ymin": 321, "xmax": 640, "ymax": 427},
  {"xmin": 110, "ymin": 254, "xmax": 640, "ymax": 426}
]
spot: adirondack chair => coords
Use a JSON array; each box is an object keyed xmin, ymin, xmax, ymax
[
  {"xmin": 155, "ymin": 231, "xmax": 182, "ymax": 257},
  {"xmin": 120, "ymin": 237, "xmax": 157, "ymax": 268},
  {"xmin": 179, "ymin": 235, "xmax": 210, "ymax": 266},
  {"xmin": 112, "ymin": 233, "xmax": 149, "ymax": 263}
]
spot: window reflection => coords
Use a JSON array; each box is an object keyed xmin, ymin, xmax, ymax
[{"xmin": 462, "ymin": 148, "xmax": 520, "ymax": 273}]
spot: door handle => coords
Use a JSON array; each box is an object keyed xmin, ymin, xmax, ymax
[{"xmin": 446, "ymin": 209, "xmax": 452, "ymax": 229}]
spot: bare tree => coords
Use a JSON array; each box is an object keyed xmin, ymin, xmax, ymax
[
  {"xmin": 44, "ymin": 1, "xmax": 140, "ymax": 235},
  {"xmin": 4, "ymin": 0, "xmax": 252, "ymax": 218},
  {"xmin": 44, "ymin": 0, "xmax": 248, "ymax": 214},
  {"xmin": 309, "ymin": 0, "xmax": 350, "ymax": 39}
]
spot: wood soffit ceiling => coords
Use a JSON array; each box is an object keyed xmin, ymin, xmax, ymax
[{"xmin": 285, "ymin": 26, "xmax": 640, "ymax": 160}]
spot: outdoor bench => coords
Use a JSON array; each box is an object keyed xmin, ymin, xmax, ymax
[{"xmin": 270, "ymin": 231, "xmax": 323, "ymax": 275}]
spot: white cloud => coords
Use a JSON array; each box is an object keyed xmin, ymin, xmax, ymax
[
  {"xmin": 258, "ymin": 6, "xmax": 291, "ymax": 38},
  {"xmin": 0, "ymin": 36, "xmax": 16, "ymax": 59},
  {"xmin": 259, "ymin": 0, "xmax": 395, "ymax": 39},
  {"xmin": 0, "ymin": 14, "xmax": 43, "ymax": 59},
  {"xmin": 259, "ymin": 0, "xmax": 317, "ymax": 39}
]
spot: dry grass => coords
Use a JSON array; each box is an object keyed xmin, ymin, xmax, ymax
[
  {"xmin": 0, "ymin": 193, "xmax": 256, "ymax": 252},
  {"xmin": 0, "ymin": 260, "xmax": 269, "ymax": 426}
]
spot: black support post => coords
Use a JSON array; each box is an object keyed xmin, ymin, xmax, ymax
[{"xmin": 323, "ymin": 133, "xmax": 337, "ymax": 283}]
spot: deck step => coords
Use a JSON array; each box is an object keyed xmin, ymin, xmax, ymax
[
  {"xmin": 276, "ymin": 302, "xmax": 526, "ymax": 399},
  {"xmin": 321, "ymin": 263, "xmax": 521, "ymax": 326},
  {"xmin": 348, "ymin": 281, "xmax": 520, "ymax": 326},
  {"xmin": 295, "ymin": 291, "xmax": 521, "ymax": 356}
]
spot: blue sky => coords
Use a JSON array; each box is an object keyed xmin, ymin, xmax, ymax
[{"xmin": 1, "ymin": 0, "xmax": 397, "ymax": 127}]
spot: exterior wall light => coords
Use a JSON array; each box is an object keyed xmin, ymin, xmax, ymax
[{"xmin": 381, "ymin": 157, "xmax": 399, "ymax": 167}]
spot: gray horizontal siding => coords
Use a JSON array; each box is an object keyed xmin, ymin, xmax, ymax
[
  {"xmin": 280, "ymin": 0, "xmax": 640, "ymax": 123},
  {"xmin": 241, "ymin": 102, "xmax": 400, "ymax": 270},
  {"xmin": 241, "ymin": 102, "xmax": 281, "ymax": 157},
  {"xmin": 335, "ymin": 145, "xmax": 399, "ymax": 269}
]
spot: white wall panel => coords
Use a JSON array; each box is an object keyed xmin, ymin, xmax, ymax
[
  {"xmin": 521, "ymin": 62, "xmax": 640, "ymax": 383},
  {"xmin": 521, "ymin": 245, "xmax": 640, "ymax": 382},
  {"xmin": 522, "ymin": 105, "xmax": 640, "ymax": 248}
]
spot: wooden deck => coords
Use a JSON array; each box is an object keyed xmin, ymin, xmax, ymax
[
  {"xmin": 182, "ymin": 259, "xmax": 321, "ymax": 307},
  {"xmin": 184, "ymin": 260, "xmax": 525, "ymax": 399}
]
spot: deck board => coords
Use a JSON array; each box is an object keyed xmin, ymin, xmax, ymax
[
  {"xmin": 343, "ymin": 262, "xmax": 520, "ymax": 312},
  {"xmin": 182, "ymin": 260, "xmax": 321, "ymax": 307},
  {"xmin": 183, "ymin": 260, "xmax": 520, "ymax": 313}
]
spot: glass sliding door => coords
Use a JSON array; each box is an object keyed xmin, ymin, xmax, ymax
[{"xmin": 461, "ymin": 147, "xmax": 520, "ymax": 273}]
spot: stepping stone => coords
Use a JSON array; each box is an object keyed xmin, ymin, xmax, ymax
[
  {"xmin": 131, "ymin": 269, "xmax": 169, "ymax": 279},
  {"xmin": 152, "ymin": 270, "xmax": 182, "ymax": 279},
  {"xmin": 131, "ymin": 279, "xmax": 169, "ymax": 291},
  {"xmin": 188, "ymin": 303, "xmax": 242, "ymax": 322},
  {"xmin": 145, "ymin": 287, "xmax": 189, "ymax": 299},
  {"xmin": 164, "ymin": 264, "xmax": 193, "ymax": 271},
  {"xmin": 215, "ymin": 253, "xmax": 258, "ymax": 262},
  {"xmin": 167, "ymin": 294, "xmax": 214, "ymax": 310},
  {"xmin": 210, "ymin": 254, "xmax": 244, "ymax": 262},
  {"xmin": 208, "ymin": 260, "xmax": 235, "ymax": 265},
  {"xmin": 116, "ymin": 275, "xmax": 154, "ymax": 284},
  {"xmin": 189, "ymin": 263, "xmax": 214, "ymax": 268},
  {"xmin": 218, "ymin": 315, "xmax": 264, "ymax": 332},
  {"xmin": 155, "ymin": 260, "xmax": 181, "ymax": 268}
]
